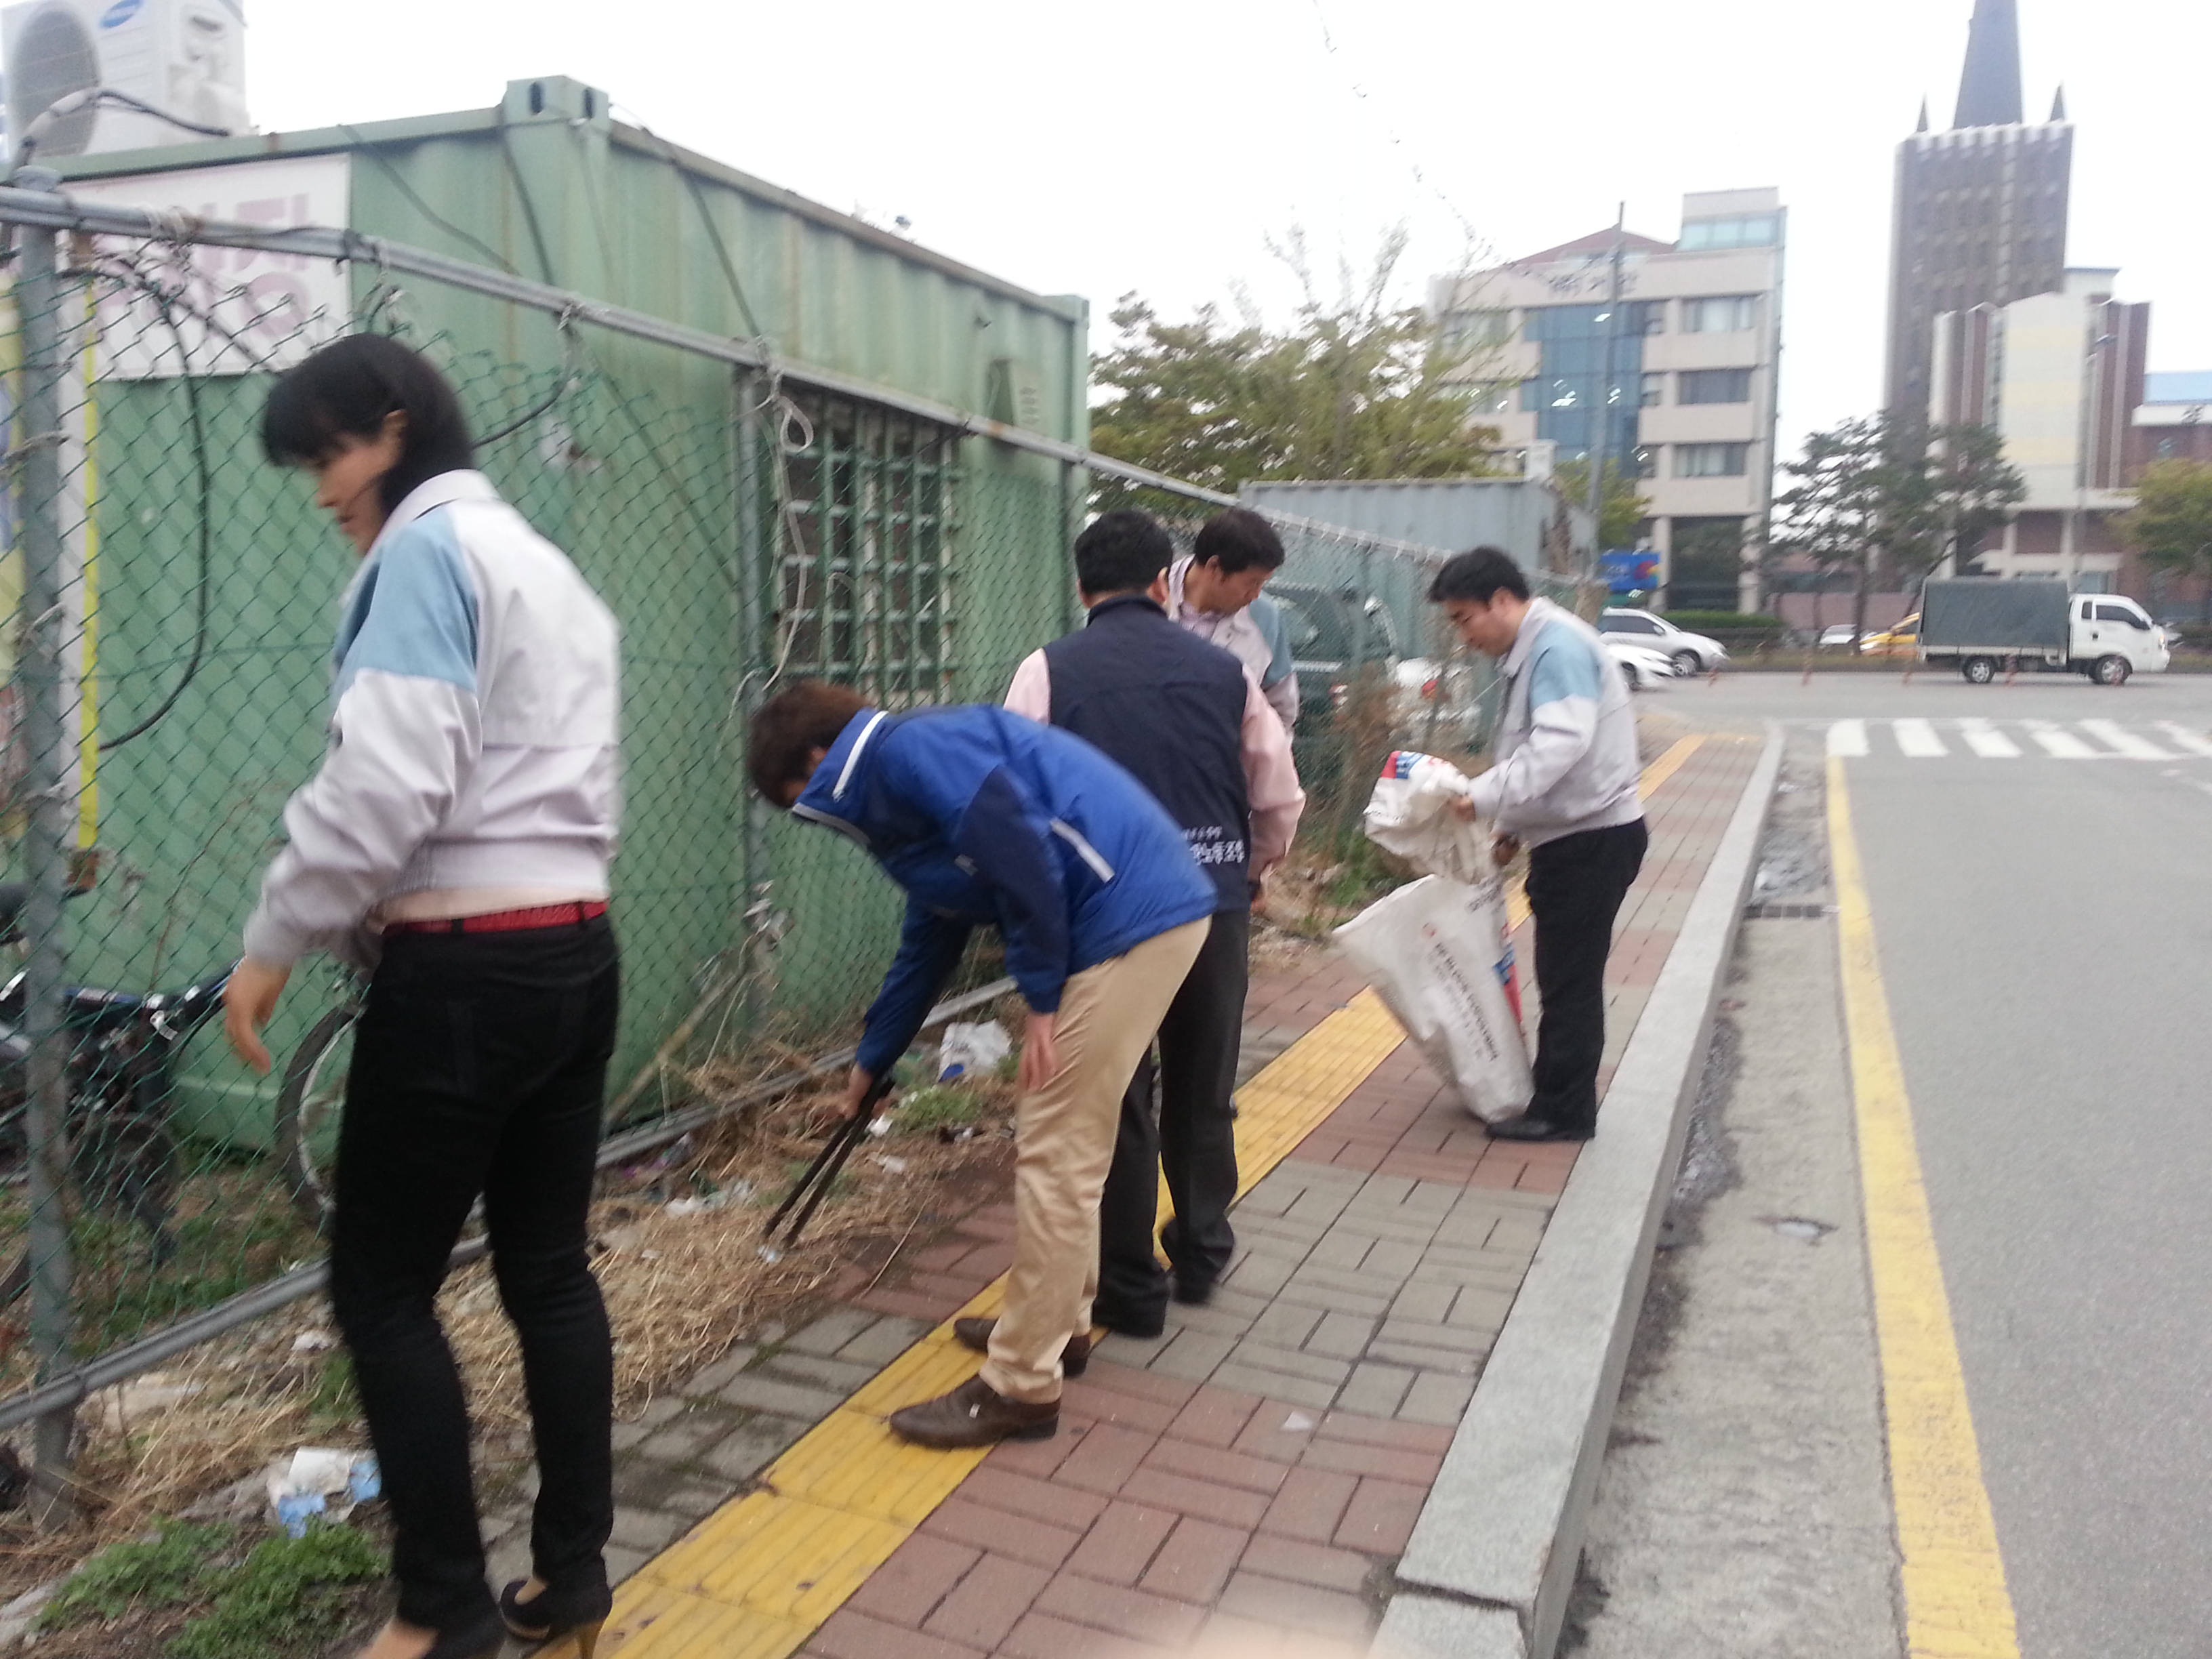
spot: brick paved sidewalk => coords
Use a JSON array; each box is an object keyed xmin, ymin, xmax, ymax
[{"xmin": 531, "ymin": 734, "xmax": 1761, "ymax": 1658}]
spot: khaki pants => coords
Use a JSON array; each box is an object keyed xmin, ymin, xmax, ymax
[{"xmin": 982, "ymin": 918, "xmax": 1210, "ymax": 1404}]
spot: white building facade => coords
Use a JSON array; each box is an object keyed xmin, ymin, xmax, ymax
[
  {"xmin": 1929, "ymin": 266, "xmax": 2148, "ymax": 592},
  {"xmin": 1431, "ymin": 188, "xmax": 1786, "ymax": 609}
]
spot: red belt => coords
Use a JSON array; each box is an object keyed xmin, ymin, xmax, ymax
[{"xmin": 384, "ymin": 900, "xmax": 608, "ymax": 937}]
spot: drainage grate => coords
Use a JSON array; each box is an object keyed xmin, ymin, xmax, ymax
[{"xmin": 1742, "ymin": 901, "xmax": 1835, "ymax": 920}]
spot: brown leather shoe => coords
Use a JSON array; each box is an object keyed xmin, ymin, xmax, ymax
[
  {"xmin": 888, "ymin": 1374, "xmax": 1058, "ymax": 1448},
  {"xmin": 951, "ymin": 1317, "xmax": 1090, "ymax": 1378}
]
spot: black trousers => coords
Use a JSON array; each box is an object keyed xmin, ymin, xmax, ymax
[
  {"xmin": 329, "ymin": 916, "xmax": 619, "ymax": 1630},
  {"xmin": 1096, "ymin": 905, "xmax": 1249, "ymax": 1326},
  {"xmin": 1525, "ymin": 821, "xmax": 1648, "ymax": 1134}
]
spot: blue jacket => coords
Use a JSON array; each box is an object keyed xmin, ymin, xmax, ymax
[{"xmin": 794, "ymin": 705, "xmax": 1215, "ymax": 1078}]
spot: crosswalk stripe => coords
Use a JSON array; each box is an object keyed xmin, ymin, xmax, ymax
[
  {"xmin": 1828, "ymin": 719, "xmax": 1869, "ymax": 758},
  {"xmin": 2155, "ymin": 722, "xmax": 2212, "ymax": 758},
  {"xmin": 1893, "ymin": 718, "xmax": 1948, "ymax": 758},
  {"xmin": 2078, "ymin": 719, "xmax": 2173, "ymax": 760},
  {"xmin": 2024, "ymin": 721, "xmax": 2099, "ymax": 759},
  {"xmin": 1957, "ymin": 720, "xmax": 2021, "ymax": 758}
]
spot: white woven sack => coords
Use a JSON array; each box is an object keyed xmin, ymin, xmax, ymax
[
  {"xmin": 1333, "ymin": 874, "xmax": 1532, "ymax": 1123},
  {"xmin": 1361, "ymin": 752, "xmax": 1490, "ymax": 884}
]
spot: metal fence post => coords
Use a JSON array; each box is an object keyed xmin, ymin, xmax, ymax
[
  {"xmin": 12, "ymin": 165, "xmax": 77, "ymax": 1527},
  {"xmin": 733, "ymin": 370, "xmax": 775, "ymax": 1033}
]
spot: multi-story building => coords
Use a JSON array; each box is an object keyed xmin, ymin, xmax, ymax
[
  {"xmin": 1432, "ymin": 188, "xmax": 1786, "ymax": 609},
  {"xmin": 1930, "ymin": 268, "xmax": 2149, "ymax": 592},
  {"xmin": 2129, "ymin": 373, "xmax": 2212, "ymax": 473},
  {"xmin": 1884, "ymin": 0, "xmax": 2072, "ymax": 425}
]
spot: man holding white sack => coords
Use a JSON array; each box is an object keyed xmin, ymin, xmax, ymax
[{"xmin": 1430, "ymin": 548, "xmax": 1645, "ymax": 1143}]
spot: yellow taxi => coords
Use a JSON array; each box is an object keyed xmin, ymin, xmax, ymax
[{"xmin": 1857, "ymin": 613, "xmax": 1921, "ymax": 657}]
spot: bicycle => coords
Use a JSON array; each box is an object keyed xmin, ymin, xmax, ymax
[
  {"xmin": 0, "ymin": 883, "xmax": 233, "ymax": 1305},
  {"xmin": 272, "ymin": 984, "xmax": 359, "ymax": 1235}
]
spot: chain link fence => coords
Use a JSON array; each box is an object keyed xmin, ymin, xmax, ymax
[{"xmin": 0, "ymin": 182, "xmax": 1512, "ymax": 1511}]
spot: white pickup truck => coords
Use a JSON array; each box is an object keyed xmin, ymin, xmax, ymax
[{"xmin": 1920, "ymin": 579, "xmax": 2169, "ymax": 686}]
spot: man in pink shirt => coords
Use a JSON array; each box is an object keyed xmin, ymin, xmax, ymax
[{"xmin": 1004, "ymin": 510, "xmax": 1303, "ymax": 1331}]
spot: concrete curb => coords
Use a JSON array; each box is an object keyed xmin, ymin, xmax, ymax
[{"xmin": 1376, "ymin": 723, "xmax": 1784, "ymax": 1659}]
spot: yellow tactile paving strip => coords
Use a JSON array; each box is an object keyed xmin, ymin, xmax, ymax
[
  {"xmin": 572, "ymin": 735, "xmax": 1714, "ymax": 1658},
  {"xmin": 566, "ymin": 989, "xmax": 1409, "ymax": 1657}
]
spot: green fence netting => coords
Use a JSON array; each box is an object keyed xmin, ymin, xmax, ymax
[{"xmin": 0, "ymin": 220, "xmax": 1500, "ymax": 1431}]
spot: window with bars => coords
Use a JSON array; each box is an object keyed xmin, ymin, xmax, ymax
[{"xmin": 773, "ymin": 394, "xmax": 960, "ymax": 706}]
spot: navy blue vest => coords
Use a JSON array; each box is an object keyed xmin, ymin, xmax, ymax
[{"xmin": 1043, "ymin": 594, "xmax": 1252, "ymax": 911}]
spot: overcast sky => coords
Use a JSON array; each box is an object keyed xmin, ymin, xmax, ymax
[{"xmin": 245, "ymin": 0, "xmax": 2211, "ymax": 462}]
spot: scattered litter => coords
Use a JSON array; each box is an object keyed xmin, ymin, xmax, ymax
[
  {"xmin": 1280, "ymin": 1411, "xmax": 1317, "ymax": 1433},
  {"xmin": 937, "ymin": 1124, "xmax": 978, "ymax": 1145},
  {"xmin": 93, "ymin": 1372, "xmax": 204, "ymax": 1434},
  {"xmin": 266, "ymin": 1448, "xmax": 380, "ymax": 1537},
  {"xmin": 1766, "ymin": 1216, "xmax": 1835, "ymax": 1242},
  {"xmin": 619, "ymin": 1133, "xmax": 695, "ymax": 1185},
  {"xmin": 291, "ymin": 1330, "xmax": 335, "ymax": 1354},
  {"xmin": 757, "ymin": 1246, "xmax": 783, "ymax": 1264},
  {"xmin": 936, "ymin": 1021, "xmax": 1011, "ymax": 1082},
  {"xmin": 874, "ymin": 1155, "xmax": 910, "ymax": 1175},
  {"xmin": 867, "ymin": 1115, "xmax": 895, "ymax": 1139},
  {"xmin": 597, "ymin": 1224, "xmax": 644, "ymax": 1254},
  {"xmin": 666, "ymin": 1189, "xmax": 732, "ymax": 1218}
]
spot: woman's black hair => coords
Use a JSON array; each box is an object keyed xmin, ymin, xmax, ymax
[{"xmin": 260, "ymin": 334, "xmax": 476, "ymax": 513}]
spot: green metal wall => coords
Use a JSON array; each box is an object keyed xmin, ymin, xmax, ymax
[{"xmin": 53, "ymin": 79, "xmax": 1089, "ymax": 1139}]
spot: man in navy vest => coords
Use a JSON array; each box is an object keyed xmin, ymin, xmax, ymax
[{"xmin": 1006, "ymin": 510, "xmax": 1304, "ymax": 1332}]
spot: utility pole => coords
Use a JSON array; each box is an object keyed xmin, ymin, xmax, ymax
[{"xmin": 1584, "ymin": 204, "xmax": 1629, "ymax": 584}]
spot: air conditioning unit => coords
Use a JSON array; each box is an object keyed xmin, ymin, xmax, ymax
[{"xmin": 1, "ymin": 0, "xmax": 247, "ymax": 161}]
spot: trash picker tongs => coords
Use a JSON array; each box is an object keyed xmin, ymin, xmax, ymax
[{"xmin": 763, "ymin": 1073, "xmax": 895, "ymax": 1249}]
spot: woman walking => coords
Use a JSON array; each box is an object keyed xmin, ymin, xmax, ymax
[{"xmin": 223, "ymin": 335, "xmax": 621, "ymax": 1659}]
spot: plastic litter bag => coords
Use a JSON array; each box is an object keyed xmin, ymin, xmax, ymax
[
  {"xmin": 1334, "ymin": 873, "xmax": 1532, "ymax": 1123},
  {"xmin": 1363, "ymin": 751, "xmax": 1489, "ymax": 884},
  {"xmin": 936, "ymin": 1020, "xmax": 1011, "ymax": 1082}
]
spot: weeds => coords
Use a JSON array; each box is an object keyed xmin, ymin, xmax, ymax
[
  {"xmin": 302, "ymin": 1351, "xmax": 357, "ymax": 1436},
  {"xmin": 38, "ymin": 1517, "xmax": 383, "ymax": 1657},
  {"xmin": 37, "ymin": 1520, "xmax": 232, "ymax": 1628},
  {"xmin": 167, "ymin": 1523, "xmax": 384, "ymax": 1659},
  {"xmin": 892, "ymin": 1086, "xmax": 981, "ymax": 1136}
]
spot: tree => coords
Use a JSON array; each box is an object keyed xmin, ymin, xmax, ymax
[
  {"xmin": 2118, "ymin": 459, "xmax": 2212, "ymax": 621},
  {"xmin": 1552, "ymin": 457, "xmax": 1652, "ymax": 552},
  {"xmin": 1089, "ymin": 229, "xmax": 1504, "ymax": 493},
  {"xmin": 1774, "ymin": 413, "xmax": 2021, "ymax": 640},
  {"xmin": 1774, "ymin": 416, "xmax": 1904, "ymax": 643},
  {"xmin": 1923, "ymin": 422, "xmax": 2025, "ymax": 579}
]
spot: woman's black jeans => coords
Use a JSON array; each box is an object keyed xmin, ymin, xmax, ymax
[{"xmin": 329, "ymin": 916, "xmax": 619, "ymax": 1631}]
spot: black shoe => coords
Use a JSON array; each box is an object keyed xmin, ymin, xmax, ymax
[
  {"xmin": 1172, "ymin": 1275, "xmax": 1214, "ymax": 1307},
  {"xmin": 1090, "ymin": 1300, "xmax": 1166, "ymax": 1339},
  {"xmin": 952, "ymin": 1316, "xmax": 1090, "ymax": 1376},
  {"xmin": 1484, "ymin": 1113, "xmax": 1593, "ymax": 1143},
  {"xmin": 499, "ymin": 1576, "xmax": 613, "ymax": 1658},
  {"xmin": 404, "ymin": 1610, "xmax": 507, "ymax": 1659}
]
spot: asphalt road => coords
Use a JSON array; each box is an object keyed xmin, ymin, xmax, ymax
[{"xmin": 1680, "ymin": 670, "xmax": 2212, "ymax": 1659}]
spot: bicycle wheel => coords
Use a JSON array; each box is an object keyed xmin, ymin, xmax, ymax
[{"xmin": 275, "ymin": 1002, "xmax": 358, "ymax": 1235}]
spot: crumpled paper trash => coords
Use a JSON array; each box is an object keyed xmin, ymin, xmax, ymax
[
  {"xmin": 935, "ymin": 1021, "xmax": 1010, "ymax": 1082},
  {"xmin": 266, "ymin": 1448, "xmax": 380, "ymax": 1537}
]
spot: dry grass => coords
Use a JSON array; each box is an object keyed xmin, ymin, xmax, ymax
[{"xmin": 0, "ymin": 1042, "xmax": 1022, "ymax": 1599}]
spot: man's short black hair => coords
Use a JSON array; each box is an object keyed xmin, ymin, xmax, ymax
[
  {"xmin": 262, "ymin": 333, "xmax": 476, "ymax": 514},
  {"xmin": 1193, "ymin": 507, "xmax": 1286, "ymax": 574},
  {"xmin": 1073, "ymin": 509, "xmax": 1175, "ymax": 596},
  {"xmin": 1428, "ymin": 547, "xmax": 1531, "ymax": 605}
]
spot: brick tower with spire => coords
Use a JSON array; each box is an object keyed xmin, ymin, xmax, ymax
[{"xmin": 1883, "ymin": 0, "xmax": 2072, "ymax": 424}]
